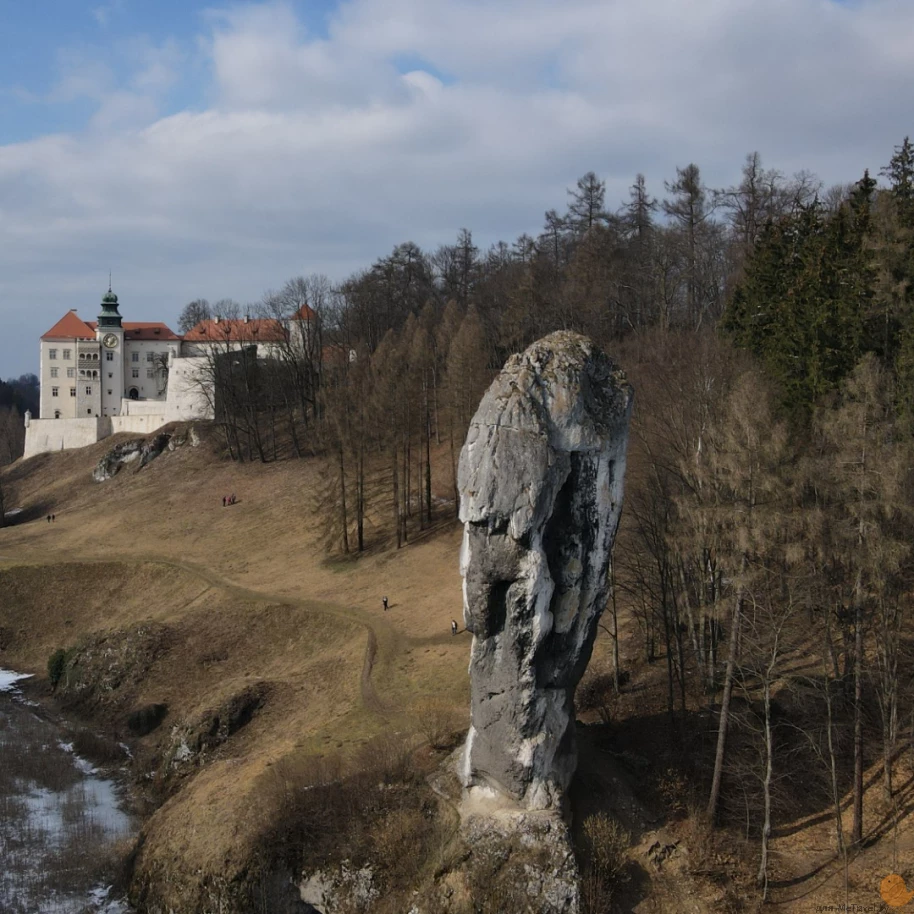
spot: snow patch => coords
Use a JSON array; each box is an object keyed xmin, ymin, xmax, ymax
[{"xmin": 0, "ymin": 668, "xmax": 33, "ymax": 692}]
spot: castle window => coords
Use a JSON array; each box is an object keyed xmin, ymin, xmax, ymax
[
  {"xmin": 108, "ymin": 373, "xmax": 112, "ymax": 378},
  {"xmin": 146, "ymin": 352, "xmax": 154, "ymax": 362},
  {"xmin": 70, "ymin": 388, "xmax": 76, "ymax": 397},
  {"xmin": 50, "ymin": 368, "xmax": 59, "ymax": 378},
  {"xmin": 62, "ymin": 349, "xmax": 71, "ymax": 359},
  {"xmin": 132, "ymin": 352, "xmax": 139, "ymax": 363},
  {"xmin": 132, "ymin": 368, "xmax": 139, "ymax": 378},
  {"xmin": 107, "ymin": 390, "xmax": 112, "ymax": 395},
  {"xmin": 67, "ymin": 368, "xmax": 75, "ymax": 378},
  {"xmin": 87, "ymin": 409, "xmax": 92, "ymax": 415},
  {"xmin": 85, "ymin": 386, "xmax": 92, "ymax": 395},
  {"xmin": 49, "ymin": 349, "xmax": 58, "ymax": 360},
  {"xmin": 54, "ymin": 410, "xmax": 61, "ymax": 419},
  {"xmin": 147, "ymin": 369, "xmax": 155, "ymax": 378},
  {"xmin": 106, "ymin": 352, "xmax": 113, "ymax": 361},
  {"xmin": 51, "ymin": 387, "xmax": 59, "ymax": 397}
]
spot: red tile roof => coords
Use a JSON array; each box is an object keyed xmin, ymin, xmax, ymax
[
  {"xmin": 294, "ymin": 304, "xmax": 316, "ymax": 321},
  {"xmin": 182, "ymin": 318, "xmax": 288, "ymax": 343},
  {"xmin": 42, "ymin": 312, "xmax": 181, "ymax": 342},
  {"xmin": 85, "ymin": 321, "xmax": 181, "ymax": 341},
  {"xmin": 41, "ymin": 311, "xmax": 96, "ymax": 341}
]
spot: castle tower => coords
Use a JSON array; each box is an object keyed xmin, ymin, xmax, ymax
[{"xmin": 97, "ymin": 286, "xmax": 125, "ymax": 417}]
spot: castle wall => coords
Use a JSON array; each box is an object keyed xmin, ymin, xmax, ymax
[
  {"xmin": 109, "ymin": 414, "xmax": 169, "ymax": 436},
  {"xmin": 120, "ymin": 399, "xmax": 167, "ymax": 416},
  {"xmin": 23, "ymin": 418, "xmax": 105, "ymax": 459},
  {"xmin": 165, "ymin": 357, "xmax": 214, "ymax": 423}
]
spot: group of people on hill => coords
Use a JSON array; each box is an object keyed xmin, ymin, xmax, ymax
[
  {"xmin": 45, "ymin": 514, "xmax": 56, "ymax": 523},
  {"xmin": 222, "ymin": 494, "xmax": 237, "ymax": 507}
]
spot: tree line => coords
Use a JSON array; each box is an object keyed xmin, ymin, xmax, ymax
[
  {"xmin": 191, "ymin": 150, "xmax": 841, "ymax": 550},
  {"xmin": 0, "ymin": 374, "xmax": 38, "ymax": 525},
  {"xmin": 183, "ymin": 137, "xmax": 914, "ymax": 899}
]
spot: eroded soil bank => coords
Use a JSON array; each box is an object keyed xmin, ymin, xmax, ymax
[{"xmin": 0, "ymin": 671, "xmax": 135, "ymax": 914}]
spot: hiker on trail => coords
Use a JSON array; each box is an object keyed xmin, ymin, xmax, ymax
[
  {"xmin": 46, "ymin": 515, "xmax": 51, "ymax": 524},
  {"xmin": 230, "ymin": 494, "xmax": 236, "ymax": 505},
  {"xmin": 51, "ymin": 514, "xmax": 56, "ymax": 523},
  {"xmin": 222, "ymin": 496, "xmax": 227, "ymax": 508},
  {"xmin": 451, "ymin": 619, "xmax": 458, "ymax": 636},
  {"xmin": 382, "ymin": 596, "xmax": 389, "ymax": 612}
]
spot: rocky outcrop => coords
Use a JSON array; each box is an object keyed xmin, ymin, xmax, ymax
[
  {"xmin": 458, "ymin": 331, "xmax": 632, "ymax": 812},
  {"xmin": 166, "ymin": 681, "xmax": 270, "ymax": 774},
  {"xmin": 92, "ymin": 433, "xmax": 171, "ymax": 481},
  {"xmin": 55, "ymin": 622, "xmax": 173, "ymax": 714}
]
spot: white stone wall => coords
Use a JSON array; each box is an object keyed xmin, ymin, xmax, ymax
[
  {"xmin": 120, "ymin": 398, "xmax": 167, "ymax": 416},
  {"xmin": 23, "ymin": 418, "xmax": 105, "ymax": 459},
  {"xmin": 165, "ymin": 356, "xmax": 214, "ymax": 422},
  {"xmin": 109, "ymin": 414, "xmax": 169, "ymax": 436}
]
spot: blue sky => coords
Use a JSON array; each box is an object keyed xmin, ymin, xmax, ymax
[{"xmin": 2, "ymin": 0, "xmax": 914, "ymax": 376}]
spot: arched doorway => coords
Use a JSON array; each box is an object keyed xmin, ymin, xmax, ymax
[{"xmin": 128, "ymin": 388, "xmax": 139, "ymax": 400}]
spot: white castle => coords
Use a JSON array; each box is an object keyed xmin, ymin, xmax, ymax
[{"xmin": 24, "ymin": 287, "xmax": 314, "ymax": 459}]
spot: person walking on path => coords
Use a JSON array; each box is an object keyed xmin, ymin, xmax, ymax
[
  {"xmin": 451, "ymin": 619, "xmax": 458, "ymax": 636},
  {"xmin": 46, "ymin": 515, "xmax": 51, "ymax": 524},
  {"xmin": 222, "ymin": 496, "xmax": 227, "ymax": 508},
  {"xmin": 382, "ymin": 596, "xmax": 389, "ymax": 612}
]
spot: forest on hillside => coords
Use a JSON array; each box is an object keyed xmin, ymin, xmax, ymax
[
  {"xmin": 179, "ymin": 138, "xmax": 914, "ymax": 897},
  {"xmin": 0, "ymin": 374, "xmax": 37, "ymax": 464}
]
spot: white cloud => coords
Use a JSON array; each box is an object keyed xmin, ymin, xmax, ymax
[
  {"xmin": 3, "ymin": 0, "xmax": 914, "ymax": 375},
  {"xmin": 93, "ymin": 0, "xmax": 126, "ymax": 29}
]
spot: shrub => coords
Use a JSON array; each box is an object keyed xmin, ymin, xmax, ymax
[
  {"xmin": 68, "ymin": 728, "xmax": 128, "ymax": 765},
  {"xmin": 415, "ymin": 700, "xmax": 461, "ymax": 751},
  {"xmin": 581, "ymin": 813, "xmax": 629, "ymax": 913},
  {"xmin": 48, "ymin": 648, "xmax": 67, "ymax": 690}
]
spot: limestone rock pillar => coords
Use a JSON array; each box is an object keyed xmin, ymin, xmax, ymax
[{"xmin": 458, "ymin": 331, "xmax": 633, "ymax": 811}]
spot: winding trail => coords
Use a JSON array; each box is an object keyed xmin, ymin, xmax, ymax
[{"xmin": 0, "ymin": 547, "xmax": 405, "ymax": 722}]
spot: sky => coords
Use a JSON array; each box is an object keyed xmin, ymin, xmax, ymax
[{"xmin": 2, "ymin": 0, "xmax": 914, "ymax": 376}]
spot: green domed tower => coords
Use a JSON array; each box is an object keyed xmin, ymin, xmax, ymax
[{"xmin": 98, "ymin": 286, "xmax": 123, "ymax": 329}]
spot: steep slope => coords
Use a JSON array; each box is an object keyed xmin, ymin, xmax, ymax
[{"xmin": 0, "ymin": 427, "xmax": 471, "ymax": 909}]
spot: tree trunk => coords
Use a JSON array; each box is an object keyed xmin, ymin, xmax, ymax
[
  {"xmin": 338, "ymin": 443, "xmax": 349, "ymax": 555},
  {"xmin": 852, "ymin": 580, "xmax": 864, "ymax": 845},
  {"xmin": 708, "ymin": 560, "xmax": 745, "ymax": 824},
  {"xmin": 610, "ymin": 557, "xmax": 620, "ymax": 695},
  {"xmin": 425, "ymin": 381, "xmax": 433, "ymax": 525},
  {"xmin": 392, "ymin": 446, "xmax": 401, "ymax": 549},
  {"xmin": 357, "ymin": 439, "xmax": 365, "ymax": 553},
  {"xmin": 757, "ymin": 678, "xmax": 773, "ymax": 900}
]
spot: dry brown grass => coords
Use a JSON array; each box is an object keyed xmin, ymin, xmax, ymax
[{"xmin": 0, "ymin": 427, "xmax": 472, "ymax": 910}]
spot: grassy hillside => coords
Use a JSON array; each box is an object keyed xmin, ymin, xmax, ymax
[
  {"xmin": 2, "ymin": 424, "xmax": 913, "ymax": 913},
  {"xmin": 0, "ymin": 427, "xmax": 475, "ymax": 910}
]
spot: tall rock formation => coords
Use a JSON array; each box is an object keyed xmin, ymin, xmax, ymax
[{"xmin": 458, "ymin": 331, "xmax": 633, "ymax": 811}]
